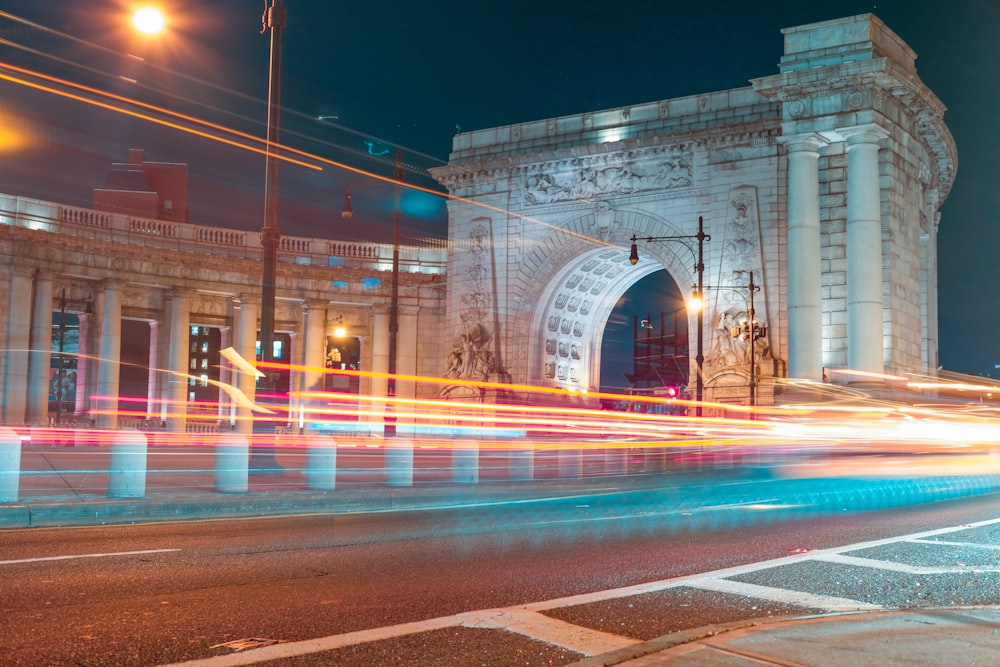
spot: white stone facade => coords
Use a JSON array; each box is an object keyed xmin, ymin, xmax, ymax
[{"xmin": 431, "ymin": 14, "xmax": 955, "ymax": 405}]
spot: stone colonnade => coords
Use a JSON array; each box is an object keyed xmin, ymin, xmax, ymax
[
  {"xmin": 2, "ymin": 272, "xmax": 428, "ymax": 434},
  {"xmin": 784, "ymin": 126, "xmax": 887, "ymax": 381}
]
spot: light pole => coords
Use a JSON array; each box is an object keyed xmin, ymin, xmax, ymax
[
  {"xmin": 727, "ymin": 271, "xmax": 765, "ymax": 408},
  {"xmin": 341, "ymin": 150, "xmax": 404, "ymax": 438},
  {"xmin": 629, "ymin": 216, "xmax": 710, "ymax": 417},
  {"xmin": 252, "ymin": 0, "xmax": 286, "ymax": 468}
]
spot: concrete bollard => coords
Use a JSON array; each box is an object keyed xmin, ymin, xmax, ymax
[
  {"xmin": 108, "ymin": 429, "xmax": 148, "ymax": 498},
  {"xmin": 305, "ymin": 435, "xmax": 337, "ymax": 491},
  {"xmin": 215, "ymin": 433, "xmax": 250, "ymax": 493},
  {"xmin": 0, "ymin": 427, "xmax": 22, "ymax": 502},
  {"xmin": 509, "ymin": 443, "xmax": 535, "ymax": 481},
  {"xmin": 385, "ymin": 438, "xmax": 413, "ymax": 487},
  {"xmin": 558, "ymin": 447, "xmax": 583, "ymax": 479},
  {"xmin": 452, "ymin": 439, "xmax": 479, "ymax": 484},
  {"xmin": 604, "ymin": 446, "xmax": 627, "ymax": 475}
]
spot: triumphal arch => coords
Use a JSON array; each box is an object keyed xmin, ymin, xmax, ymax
[{"xmin": 432, "ymin": 14, "xmax": 956, "ymax": 405}]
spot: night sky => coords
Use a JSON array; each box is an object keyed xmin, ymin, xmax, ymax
[{"xmin": 0, "ymin": 1, "xmax": 997, "ymax": 379}]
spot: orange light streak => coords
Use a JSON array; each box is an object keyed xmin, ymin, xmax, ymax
[{"xmin": 0, "ymin": 65, "xmax": 321, "ymax": 171}]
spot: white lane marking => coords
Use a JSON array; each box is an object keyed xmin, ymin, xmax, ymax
[
  {"xmin": 462, "ymin": 608, "xmax": 638, "ymax": 655},
  {"xmin": 156, "ymin": 515, "xmax": 1000, "ymax": 667},
  {"xmin": 908, "ymin": 537, "xmax": 1000, "ymax": 550},
  {"xmin": 692, "ymin": 577, "xmax": 882, "ymax": 612},
  {"xmin": 812, "ymin": 552, "xmax": 1000, "ymax": 574},
  {"xmin": 0, "ymin": 549, "xmax": 181, "ymax": 565}
]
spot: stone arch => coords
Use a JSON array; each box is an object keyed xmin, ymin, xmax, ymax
[{"xmin": 512, "ymin": 208, "xmax": 699, "ymax": 393}]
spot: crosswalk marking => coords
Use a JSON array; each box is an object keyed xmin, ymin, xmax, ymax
[
  {"xmin": 155, "ymin": 515, "xmax": 1000, "ymax": 667},
  {"xmin": 463, "ymin": 608, "xmax": 638, "ymax": 655},
  {"xmin": 691, "ymin": 577, "xmax": 882, "ymax": 612},
  {"xmin": 813, "ymin": 552, "xmax": 1000, "ymax": 574}
]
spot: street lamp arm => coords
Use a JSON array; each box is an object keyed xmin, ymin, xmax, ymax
[{"xmin": 627, "ymin": 216, "xmax": 710, "ymax": 417}]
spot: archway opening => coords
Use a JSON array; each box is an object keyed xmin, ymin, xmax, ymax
[{"xmin": 600, "ymin": 268, "xmax": 687, "ymax": 396}]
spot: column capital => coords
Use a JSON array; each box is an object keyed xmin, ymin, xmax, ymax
[
  {"xmin": 778, "ymin": 132, "xmax": 829, "ymax": 154},
  {"xmin": 234, "ymin": 293, "xmax": 261, "ymax": 308},
  {"xmin": 838, "ymin": 124, "xmax": 889, "ymax": 146},
  {"xmin": 303, "ymin": 299, "xmax": 328, "ymax": 313}
]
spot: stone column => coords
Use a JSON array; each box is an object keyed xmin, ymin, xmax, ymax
[
  {"xmin": 3, "ymin": 268, "xmax": 34, "ymax": 424},
  {"xmin": 783, "ymin": 134, "xmax": 827, "ymax": 381},
  {"xmin": 396, "ymin": 305, "xmax": 419, "ymax": 400},
  {"xmin": 146, "ymin": 321, "xmax": 159, "ymax": 419},
  {"xmin": 74, "ymin": 312, "xmax": 91, "ymax": 419},
  {"xmin": 302, "ymin": 301, "xmax": 327, "ymax": 395},
  {"xmin": 233, "ymin": 295, "xmax": 259, "ymax": 437},
  {"xmin": 164, "ymin": 289, "xmax": 191, "ymax": 433},
  {"xmin": 96, "ymin": 280, "xmax": 122, "ymax": 430},
  {"xmin": 843, "ymin": 126, "xmax": 888, "ymax": 376},
  {"xmin": 217, "ymin": 325, "xmax": 230, "ymax": 423},
  {"xmin": 299, "ymin": 301, "xmax": 327, "ymax": 432},
  {"xmin": 26, "ymin": 271, "xmax": 53, "ymax": 425}
]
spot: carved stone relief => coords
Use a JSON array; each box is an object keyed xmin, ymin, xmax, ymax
[{"xmin": 524, "ymin": 150, "xmax": 693, "ymax": 205}]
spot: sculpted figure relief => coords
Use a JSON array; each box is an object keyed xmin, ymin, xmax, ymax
[{"xmin": 524, "ymin": 152, "xmax": 693, "ymax": 205}]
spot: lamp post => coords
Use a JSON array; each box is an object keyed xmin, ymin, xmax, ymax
[
  {"xmin": 341, "ymin": 150, "xmax": 404, "ymax": 438},
  {"xmin": 726, "ymin": 271, "xmax": 765, "ymax": 408},
  {"xmin": 252, "ymin": 0, "xmax": 286, "ymax": 468},
  {"xmin": 629, "ymin": 216, "xmax": 710, "ymax": 417}
]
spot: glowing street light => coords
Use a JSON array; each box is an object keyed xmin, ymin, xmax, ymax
[
  {"xmin": 629, "ymin": 216, "xmax": 710, "ymax": 416},
  {"xmin": 132, "ymin": 6, "xmax": 166, "ymax": 35}
]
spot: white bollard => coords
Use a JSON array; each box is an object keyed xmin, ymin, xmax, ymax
[
  {"xmin": 509, "ymin": 443, "xmax": 535, "ymax": 481},
  {"xmin": 385, "ymin": 438, "xmax": 413, "ymax": 487},
  {"xmin": 0, "ymin": 427, "xmax": 22, "ymax": 502},
  {"xmin": 452, "ymin": 439, "xmax": 479, "ymax": 484},
  {"xmin": 604, "ymin": 446, "xmax": 627, "ymax": 476},
  {"xmin": 305, "ymin": 435, "xmax": 337, "ymax": 491},
  {"xmin": 558, "ymin": 447, "xmax": 583, "ymax": 479},
  {"xmin": 108, "ymin": 429, "xmax": 148, "ymax": 498},
  {"xmin": 215, "ymin": 433, "xmax": 250, "ymax": 493}
]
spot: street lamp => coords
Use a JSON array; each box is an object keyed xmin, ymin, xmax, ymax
[
  {"xmin": 729, "ymin": 271, "xmax": 765, "ymax": 408},
  {"xmin": 629, "ymin": 216, "xmax": 710, "ymax": 417},
  {"xmin": 131, "ymin": 6, "xmax": 166, "ymax": 35},
  {"xmin": 252, "ymin": 0, "xmax": 286, "ymax": 469},
  {"xmin": 341, "ymin": 150, "xmax": 405, "ymax": 438}
]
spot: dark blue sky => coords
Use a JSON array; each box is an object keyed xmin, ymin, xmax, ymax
[{"xmin": 0, "ymin": 1, "xmax": 997, "ymax": 377}]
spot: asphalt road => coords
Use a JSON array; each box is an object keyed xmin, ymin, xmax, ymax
[{"xmin": 2, "ymin": 482, "xmax": 1000, "ymax": 666}]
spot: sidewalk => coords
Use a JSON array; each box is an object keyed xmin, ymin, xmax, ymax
[{"xmin": 575, "ymin": 606, "xmax": 1000, "ymax": 666}]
